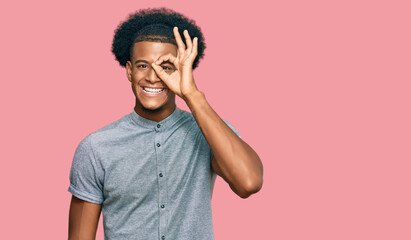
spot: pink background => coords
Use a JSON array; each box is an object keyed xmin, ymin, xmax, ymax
[{"xmin": 1, "ymin": 0, "xmax": 410, "ymax": 239}]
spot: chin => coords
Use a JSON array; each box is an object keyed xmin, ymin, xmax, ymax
[
  {"xmin": 134, "ymin": 90, "xmax": 176, "ymax": 116},
  {"xmin": 141, "ymin": 104, "xmax": 164, "ymax": 113}
]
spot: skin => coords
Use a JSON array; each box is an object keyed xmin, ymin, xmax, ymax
[
  {"xmin": 68, "ymin": 27, "xmax": 263, "ymax": 239},
  {"xmin": 68, "ymin": 196, "xmax": 101, "ymax": 240},
  {"xmin": 126, "ymin": 41, "xmax": 178, "ymax": 122}
]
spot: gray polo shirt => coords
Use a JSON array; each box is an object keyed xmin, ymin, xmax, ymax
[{"xmin": 68, "ymin": 108, "xmax": 239, "ymax": 240}]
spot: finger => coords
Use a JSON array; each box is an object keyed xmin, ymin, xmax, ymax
[
  {"xmin": 173, "ymin": 26, "xmax": 185, "ymax": 57},
  {"xmin": 183, "ymin": 30, "xmax": 192, "ymax": 54},
  {"xmin": 155, "ymin": 53, "xmax": 177, "ymax": 65},
  {"xmin": 172, "ymin": 54, "xmax": 180, "ymax": 69},
  {"xmin": 151, "ymin": 63, "xmax": 170, "ymax": 82},
  {"xmin": 188, "ymin": 37, "xmax": 198, "ymax": 62},
  {"xmin": 151, "ymin": 54, "xmax": 177, "ymax": 82}
]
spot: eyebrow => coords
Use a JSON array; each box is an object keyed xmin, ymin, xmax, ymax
[
  {"xmin": 160, "ymin": 61, "xmax": 174, "ymax": 65},
  {"xmin": 134, "ymin": 60, "xmax": 149, "ymax": 65},
  {"xmin": 134, "ymin": 60, "xmax": 174, "ymax": 65}
]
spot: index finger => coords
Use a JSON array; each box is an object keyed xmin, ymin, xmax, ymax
[{"xmin": 154, "ymin": 53, "xmax": 178, "ymax": 66}]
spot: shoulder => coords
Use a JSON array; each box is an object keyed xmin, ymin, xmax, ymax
[
  {"xmin": 170, "ymin": 108, "xmax": 197, "ymax": 129},
  {"xmin": 79, "ymin": 113, "xmax": 135, "ymax": 148},
  {"xmin": 178, "ymin": 109, "xmax": 241, "ymax": 137},
  {"xmin": 93, "ymin": 113, "xmax": 133, "ymax": 135},
  {"xmin": 179, "ymin": 109, "xmax": 196, "ymax": 122}
]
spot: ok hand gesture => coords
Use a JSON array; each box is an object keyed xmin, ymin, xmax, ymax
[{"xmin": 151, "ymin": 27, "xmax": 199, "ymax": 99}]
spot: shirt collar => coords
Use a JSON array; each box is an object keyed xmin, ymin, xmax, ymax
[{"xmin": 129, "ymin": 107, "xmax": 182, "ymax": 129}]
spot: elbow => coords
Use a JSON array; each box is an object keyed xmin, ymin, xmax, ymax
[{"xmin": 236, "ymin": 176, "xmax": 263, "ymax": 199}]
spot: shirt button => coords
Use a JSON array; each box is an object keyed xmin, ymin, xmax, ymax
[
  {"xmin": 159, "ymin": 173, "xmax": 163, "ymax": 177},
  {"xmin": 161, "ymin": 204, "xmax": 165, "ymax": 208},
  {"xmin": 157, "ymin": 143, "xmax": 161, "ymax": 147},
  {"xmin": 157, "ymin": 124, "xmax": 161, "ymax": 128},
  {"xmin": 161, "ymin": 236, "xmax": 165, "ymax": 240}
]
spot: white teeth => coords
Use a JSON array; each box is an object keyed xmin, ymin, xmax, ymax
[{"xmin": 143, "ymin": 87, "xmax": 164, "ymax": 93}]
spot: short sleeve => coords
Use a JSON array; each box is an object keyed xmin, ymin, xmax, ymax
[{"xmin": 68, "ymin": 135, "xmax": 104, "ymax": 204}]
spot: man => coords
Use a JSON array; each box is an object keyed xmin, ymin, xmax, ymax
[{"xmin": 68, "ymin": 8, "xmax": 263, "ymax": 240}]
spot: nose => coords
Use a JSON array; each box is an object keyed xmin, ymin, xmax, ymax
[{"xmin": 146, "ymin": 66, "xmax": 160, "ymax": 83}]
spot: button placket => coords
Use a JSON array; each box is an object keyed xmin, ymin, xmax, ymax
[{"xmin": 154, "ymin": 123, "xmax": 167, "ymax": 239}]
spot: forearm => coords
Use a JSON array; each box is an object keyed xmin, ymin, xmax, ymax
[
  {"xmin": 184, "ymin": 91, "xmax": 263, "ymax": 198},
  {"xmin": 69, "ymin": 196, "xmax": 101, "ymax": 240}
]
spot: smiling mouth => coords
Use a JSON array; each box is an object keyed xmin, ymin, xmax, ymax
[{"xmin": 142, "ymin": 87, "xmax": 165, "ymax": 94}]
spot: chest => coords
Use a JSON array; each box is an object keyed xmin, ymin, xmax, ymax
[{"xmin": 97, "ymin": 129, "xmax": 212, "ymax": 202}]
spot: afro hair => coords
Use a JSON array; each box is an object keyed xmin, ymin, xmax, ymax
[{"xmin": 112, "ymin": 8, "xmax": 206, "ymax": 69}]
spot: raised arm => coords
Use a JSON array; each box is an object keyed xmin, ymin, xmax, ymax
[
  {"xmin": 68, "ymin": 196, "xmax": 102, "ymax": 240},
  {"xmin": 186, "ymin": 92, "xmax": 263, "ymax": 198},
  {"xmin": 152, "ymin": 27, "xmax": 263, "ymax": 199}
]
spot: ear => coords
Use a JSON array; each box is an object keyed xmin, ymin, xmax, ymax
[{"xmin": 126, "ymin": 61, "xmax": 132, "ymax": 82}]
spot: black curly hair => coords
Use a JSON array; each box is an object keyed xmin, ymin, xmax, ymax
[{"xmin": 112, "ymin": 8, "xmax": 206, "ymax": 69}]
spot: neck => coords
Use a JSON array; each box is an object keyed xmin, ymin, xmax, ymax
[{"xmin": 134, "ymin": 102, "xmax": 176, "ymax": 122}]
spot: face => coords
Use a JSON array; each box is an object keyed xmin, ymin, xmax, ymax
[{"xmin": 126, "ymin": 41, "xmax": 178, "ymax": 121}]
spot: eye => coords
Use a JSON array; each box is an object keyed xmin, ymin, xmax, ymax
[
  {"xmin": 161, "ymin": 65, "xmax": 174, "ymax": 71},
  {"xmin": 137, "ymin": 64, "xmax": 148, "ymax": 69}
]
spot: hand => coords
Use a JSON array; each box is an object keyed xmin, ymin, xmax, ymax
[{"xmin": 151, "ymin": 26, "xmax": 199, "ymax": 99}]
